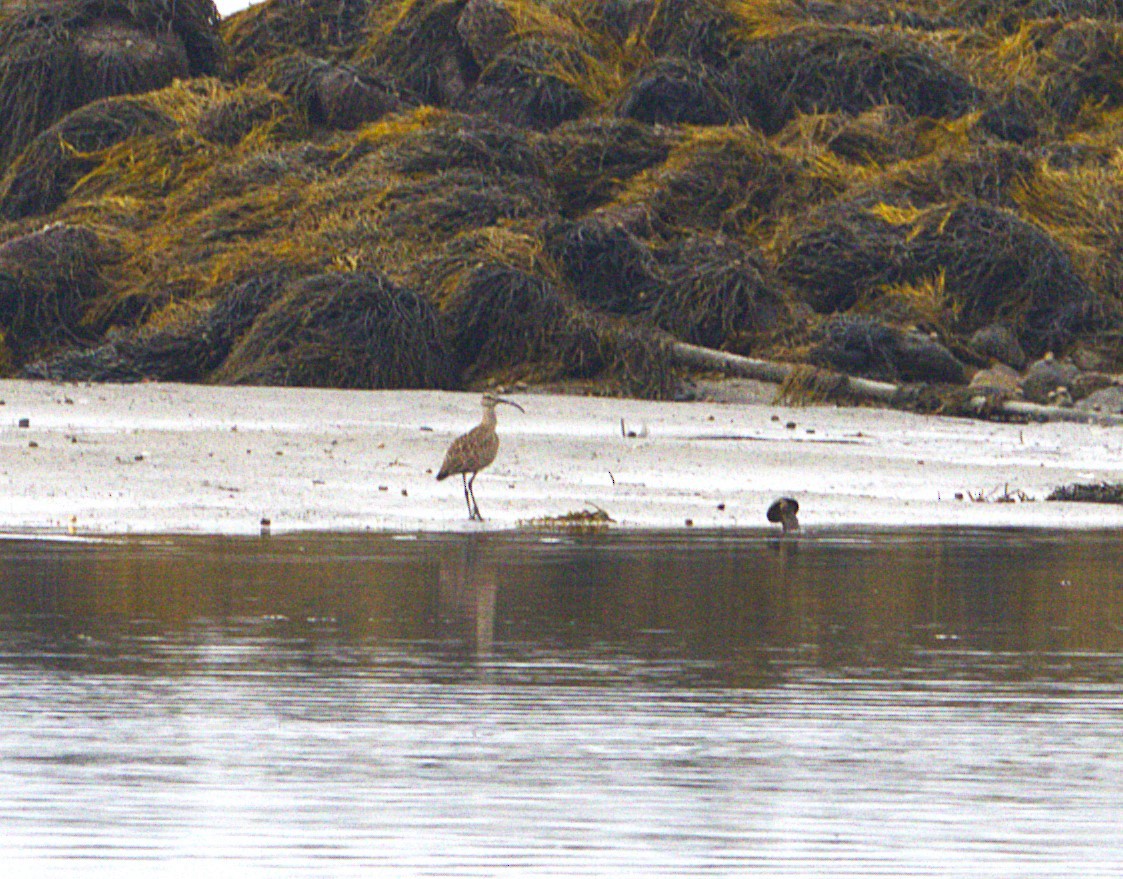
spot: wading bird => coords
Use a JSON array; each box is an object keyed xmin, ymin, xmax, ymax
[
  {"xmin": 767, "ymin": 497, "xmax": 800, "ymax": 533},
  {"xmin": 437, "ymin": 393, "xmax": 525, "ymax": 521}
]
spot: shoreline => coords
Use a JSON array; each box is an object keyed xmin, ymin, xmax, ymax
[{"xmin": 2, "ymin": 379, "xmax": 1122, "ymax": 536}]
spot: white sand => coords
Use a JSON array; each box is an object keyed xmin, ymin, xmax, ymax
[{"xmin": 2, "ymin": 379, "xmax": 1121, "ymax": 535}]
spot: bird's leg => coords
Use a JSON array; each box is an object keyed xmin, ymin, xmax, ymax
[
  {"xmin": 461, "ymin": 473, "xmax": 474, "ymax": 519},
  {"xmin": 467, "ymin": 472, "xmax": 483, "ymax": 521}
]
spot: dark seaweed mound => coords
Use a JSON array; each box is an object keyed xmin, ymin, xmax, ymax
[{"xmin": 0, "ymin": 0, "xmax": 1120, "ymax": 396}]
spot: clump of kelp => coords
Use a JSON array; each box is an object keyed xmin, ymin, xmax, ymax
[{"xmin": 3, "ymin": 0, "xmax": 1123, "ymax": 406}]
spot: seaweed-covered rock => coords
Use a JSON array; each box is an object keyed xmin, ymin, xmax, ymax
[
  {"xmin": 1040, "ymin": 19, "xmax": 1123, "ymax": 121},
  {"xmin": 214, "ymin": 271, "xmax": 450, "ymax": 388},
  {"xmin": 1046, "ymin": 481, "xmax": 1123, "ymax": 503},
  {"xmin": 633, "ymin": 126, "xmax": 822, "ymax": 234},
  {"xmin": 196, "ymin": 86, "xmax": 294, "ymax": 146},
  {"xmin": 652, "ymin": 235, "xmax": 786, "ymax": 347},
  {"xmin": 378, "ymin": 169, "xmax": 555, "ymax": 240},
  {"xmin": 456, "ymin": 0, "xmax": 516, "ymax": 68},
  {"xmin": 24, "ymin": 272, "xmax": 286, "ymax": 382},
  {"xmin": 0, "ymin": 224, "xmax": 106, "ymax": 362},
  {"xmin": 371, "ymin": 110, "xmax": 543, "ymax": 178},
  {"xmin": 635, "ymin": 0, "xmax": 745, "ymax": 67},
  {"xmin": 616, "ymin": 56, "xmax": 736, "ymax": 126},
  {"xmin": 978, "ymin": 92, "xmax": 1041, "ymax": 144},
  {"xmin": 259, "ymin": 53, "xmax": 403, "ymax": 130},
  {"xmin": 221, "ymin": 0, "xmax": 371, "ymax": 78},
  {"xmin": 464, "ymin": 37, "xmax": 595, "ymax": 130},
  {"xmin": 785, "ymin": 197, "xmax": 1104, "ymax": 351},
  {"xmin": 362, "ymin": 0, "xmax": 477, "ymax": 107},
  {"xmin": 811, "ymin": 315, "xmax": 967, "ymax": 383},
  {"xmin": 541, "ymin": 117, "xmax": 676, "ymax": 215},
  {"xmin": 442, "ymin": 263, "xmax": 573, "ymax": 377},
  {"xmin": 728, "ymin": 25, "xmax": 979, "ymax": 134},
  {"xmin": 825, "ymin": 104, "xmax": 919, "ymax": 163},
  {"xmin": 1, "ymin": 96, "xmax": 177, "ymax": 219},
  {"xmin": 577, "ymin": 0, "xmax": 655, "ymax": 43},
  {"xmin": 778, "ymin": 199, "xmax": 909, "ymax": 313},
  {"xmin": 548, "ymin": 217, "xmax": 663, "ymax": 315},
  {"xmin": 0, "ymin": 0, "xmax": 224, "ymax": 164},
  {"xmin": 884, "ymin": 143, "xmax": 1036, "ymax": 208},
  {"xmin": 906, "ymin": 202, "xmax": 1102, "ymax": 352}
]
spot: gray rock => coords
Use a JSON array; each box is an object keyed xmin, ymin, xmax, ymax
[
  {"xmin": 1022, "ymin": 355, "xmax": 1081, "ymax": 404},
  {"xmin": 969, "ymin": 322, "xmax": 1026, "ymax": 370},
  {"xmin": 1076, "ymin": 385, "xmax": 1123, "ymax": 414},
  {"xmin": 969, "ymin": 362, "xmax": 1022, "ymax": 396}
]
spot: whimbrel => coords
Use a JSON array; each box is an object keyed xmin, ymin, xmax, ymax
[
  {"xmin": 437, "ymin": 393, "xmax": 525, "ymax": 521},
  {"xmin": 767, "ymin": 497, "xmax": 800, "ymax": 533}
]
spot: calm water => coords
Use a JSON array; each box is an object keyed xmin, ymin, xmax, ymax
[{"xmin": 1, "ymin": 528, "xmax": 1122, "ymax": 877}]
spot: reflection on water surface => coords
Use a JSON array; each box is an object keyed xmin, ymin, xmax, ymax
[{"xmin": 1, "ymin": 529, "xmax": 1121, "ymax": 877}]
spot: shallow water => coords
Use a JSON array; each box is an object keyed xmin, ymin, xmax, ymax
[{"xmin": 1, "ymin": 528, "xmax": 1122, "ymax": 877}]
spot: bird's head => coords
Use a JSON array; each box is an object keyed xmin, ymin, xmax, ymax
[{"xmin": 482, "ymin": 392, "xmax": 525, "ymax": 414}]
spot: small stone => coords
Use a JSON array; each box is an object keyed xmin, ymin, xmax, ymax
[{"xmin": 18, "ymin": 417, "xmax": 29, "ymax": 428}]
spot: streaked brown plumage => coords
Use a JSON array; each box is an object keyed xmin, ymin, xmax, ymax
[
  {"xmin": 766, "ymin": 497, "xmax": 800, "ymax": 533},
  {"xmin": 436, "ymin": 393, "xmax": 525, "ymax": 520}
]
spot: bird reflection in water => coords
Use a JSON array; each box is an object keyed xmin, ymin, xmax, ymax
[{"xmin": 437, "ymin": 536, "xmax": 498, "ymax": 656}]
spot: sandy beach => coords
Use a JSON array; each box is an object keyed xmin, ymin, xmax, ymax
[{"xmin": 1, "ymin": 378, "xmax": 1122, "ymax": 535}]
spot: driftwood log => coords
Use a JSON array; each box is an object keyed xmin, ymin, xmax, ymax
[{"xmin": 667, "ymin": 340, "xmax": 1123, "ymax": 427}]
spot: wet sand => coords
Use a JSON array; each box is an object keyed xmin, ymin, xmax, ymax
[{"xmin": 1, "ymin": 379, "xmax": 1121, "ymax": 535}]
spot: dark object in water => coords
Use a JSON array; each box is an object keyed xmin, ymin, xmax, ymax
[
  {"xmin": 1046, "ymin": 482, "xmax": 1123, "ymax": 504},
  {"xmin": 436, "ymin": 392, "xmax": 525, "ymax": 521},
  {"xmin": 767, "ymin": 497, "xmax": 800, "ymax": 532}
]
